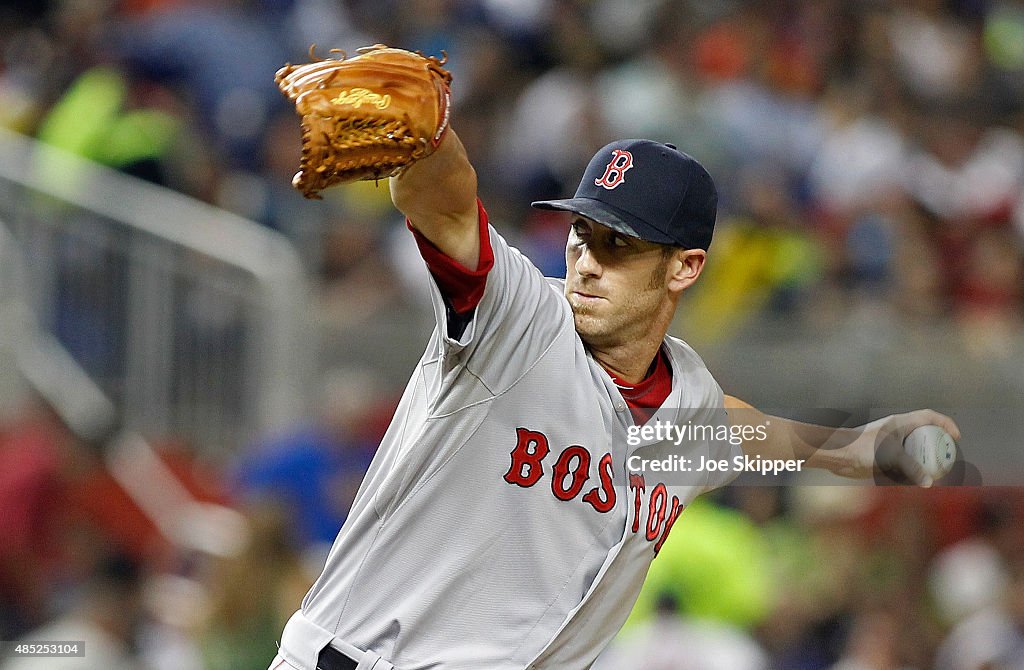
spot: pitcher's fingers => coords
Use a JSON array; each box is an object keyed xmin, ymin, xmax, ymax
[{"xmin": 918, "ymin": 409, "xmax": 961, "ymax": 442}]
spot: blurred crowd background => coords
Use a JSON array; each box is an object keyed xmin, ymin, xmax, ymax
[{"xmin": 2, "ymin": 0, "xmax": 1024, "ymax": 668}]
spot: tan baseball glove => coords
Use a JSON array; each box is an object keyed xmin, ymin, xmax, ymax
[{"xmin": 275, "ymin": 44, "xmax": 453, "ymax": 198}]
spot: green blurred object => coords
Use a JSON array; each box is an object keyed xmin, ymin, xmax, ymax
[
  {"xmin": 99, "ymin": 110, "xmax": 180, "ymax": 167},
  {"xmin": 984, "ymin": 5, "xmax": 1024, "ymax": 71},
  {"xmin": 624, "ymin": 497, "xmax": 774, "ymax": 630},
  {"xmin": 200, "ymin": 620, "xmax": 280, "ymax": 670},
  {"xmin": 33, "ymin": 66, "xmax": 180, "ymax": 193},
  {"xmin": 36, "ymin": 67, "xmax": 127, "ymax": 161},
  {"xmin": 677, "ymin": 219, "xmax": 823, "ymax": 347}
]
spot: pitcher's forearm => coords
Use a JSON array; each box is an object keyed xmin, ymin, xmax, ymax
[
  {"xmin": 391, "ymin": 130, "xmax": 481, "ymax": 268},
  {"xmin": 724, "ymin": 395, "xmax": 858, "ymax": 472}
]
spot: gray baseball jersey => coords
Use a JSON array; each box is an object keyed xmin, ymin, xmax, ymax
[{"xmin": 279, "ymin": 220, "xmax": 736, "ymax": 670}]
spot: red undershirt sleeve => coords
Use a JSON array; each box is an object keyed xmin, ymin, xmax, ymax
[{"xmin": 407, "ymin": 198, "xmax": 494, "ymax": 315}]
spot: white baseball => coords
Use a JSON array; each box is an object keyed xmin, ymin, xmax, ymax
[{"xmin": 904, "ymin": 425, "xmax": 957, "ymax": 480}]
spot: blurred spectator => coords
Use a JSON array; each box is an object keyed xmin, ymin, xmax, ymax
[
  {"xmin": 934, "ymin": 557, "xmax": 1024, "ymax": 670},
  {"xmin": 930, "ymin": 538, "xmax": 1010, "ymax": 627},
  {"xmin": 808, "ymin": 84, "xmax": 909, "ymax": 216},
  {"xmin": 499, "ymin": 54, "xmax": 608, "ymax": 204},
  {"xmin": 232, "ymin": 368, "xmax": 378, "ymax": 552},
  {"xmin": 952, "ymin": 227, "xmax": 1024, "ymax": 359},
  {"xmin": 196, "ymin": 502, "xmax": 309, "ymax": 670},
  {"xmin": 904, "ymin": 108, "xmax": 1024, "ymax": 224},
  {"xmin": 34, "ymin": 66, "xmax": 184, "ymax": 187},
  {"xmin": 0, "ymin": 401, "xmax": 98, "ymax": 641},
  {"xmin": 114, "ymin": 1, "xmax": 289, "ymax": 171},
  {"xmin": 0, "ymin": 553, "xmax": 148, "ymax": 670},
  {"xmin": 886, "ymin": 0, "xmax": 979, "ymax": 103},
  {"xmin": 594, "ymin": 592, "xmax": 769, "ymax": 670},
  {"xmin": 278, "ymin": 0, "xmax": 373, "ymax": 61},
  {"xmin": 828, "ymin": 608, "xmax": 908, "ymax": 670}
]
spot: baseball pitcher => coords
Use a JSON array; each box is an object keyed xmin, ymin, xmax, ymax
[{"xmin": 268, "ymin": 46, "xmax": 961, "ymax": 670}]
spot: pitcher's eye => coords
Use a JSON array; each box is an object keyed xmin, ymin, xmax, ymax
[{"xmin": 611, "ymin": 234, "xmax": 630, "ymax": 248}]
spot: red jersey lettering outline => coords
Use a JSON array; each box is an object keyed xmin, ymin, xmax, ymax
[
  {"xmin": 629, "ymin": 473, "xmax": 646, "ymax": 533},
  {"xmin": 645, "ymin": 483, "xmax": 668, "ymax": 542},
  {"xmin": 654, "ymin": 496, "xmax": 684, "ymax": 555},
  {"xmin": 504, "ymin": 427, "xmax": 550, "ymax": 488},
  {"xmin": 551, "ymin": 445, "xmax": 592, "ymax": 501},
  {"xmin": 582, "ymin": 452, "xmax": 617, "ymax": 513}
]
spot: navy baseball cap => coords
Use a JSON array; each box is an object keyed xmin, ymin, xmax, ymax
[{"xmin": 532, "ymin": 139, "xmax": 718, "ymax": 250}]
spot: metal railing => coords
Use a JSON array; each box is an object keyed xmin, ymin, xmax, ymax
[
  {"xmin": 1, "ymin": 221, "xmax": 249, "ymax": 556},
  {"xmin": 0, "ymin": 127, "xmax": 313, "ymax": 455}
]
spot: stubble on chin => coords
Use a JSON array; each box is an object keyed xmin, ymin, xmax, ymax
[{"xmin": 571, "ymin": 305, "xmax": 612, "ymax": 347}]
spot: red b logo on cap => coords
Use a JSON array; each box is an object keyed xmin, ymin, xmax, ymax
[{"xmin": 594, "ymin": 149, "xmax": 633, "ymax": 190}]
